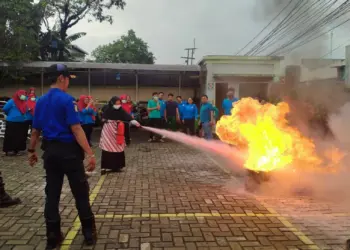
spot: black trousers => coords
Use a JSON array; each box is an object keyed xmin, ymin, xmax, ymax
[
  {"xmin": 0, "ymin": 171, "xmax": 6, "ymax": 197},
  {"xmin": 148, "ymin": 118, "xmax": 162, "ymax": 139},
  {"xmin": 183, "ymin": 119, "xmax": 196, "ymax": 135},
  {"xmin": 81, "ymin": 124, "xmax": 93, "ymax": 146},
  {"xmin": 43, "ymin": 141, "xmax": 93, "ymax": 224}
]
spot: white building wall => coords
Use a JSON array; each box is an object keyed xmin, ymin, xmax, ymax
[
  {"xmin": 211, "ymin": 63, "xmax": 275, "ymax": 76},
  {"xmin": 205, "ymin": 64, "xmax": 215, "ymax": 101},
  {"xmin": 203, "ymin": 58, "xmax": 280, "ymax": 103}
]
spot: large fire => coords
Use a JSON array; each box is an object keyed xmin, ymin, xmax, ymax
[{"xmin": 216, "ymin": 98, "xmax": 342, "ymax": 173}]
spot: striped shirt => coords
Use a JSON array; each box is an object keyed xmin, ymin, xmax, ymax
[{"xmin": 99, "ymin": 120, "xmax": 125, "ymax": 152}]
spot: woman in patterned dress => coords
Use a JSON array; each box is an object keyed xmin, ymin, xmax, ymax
[{"xmin": 99, "ymin": 96, "xmax": 140, "ymax": 174}]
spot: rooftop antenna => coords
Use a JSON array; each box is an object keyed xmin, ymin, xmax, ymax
[{"xmin": 181, "ymin": 38, "xmax": 197, "ymax": 65}]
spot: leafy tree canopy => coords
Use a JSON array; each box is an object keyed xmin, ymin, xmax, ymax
[
  {"xmin": 45, "ymin": 0, "xmax": 126, "ymax": 60},
  {"xmin": 0, "ymin": 0, "xmax": 43, "ymax": 63},
  {"xmin": 92, "ymin": 30, "xmax": 155, "ymax": 64}
]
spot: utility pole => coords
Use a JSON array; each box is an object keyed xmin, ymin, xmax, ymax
[
  {"xmin": 181, "ymin": 38, "xmax": 197, "ymax": 65},
  {"xmin": 345, "ymin": 45, "xmax": 350, "ymax": 88},
  {"xmin": 330, "ymin": 31, "xmax": 333, "ymax": 59}
]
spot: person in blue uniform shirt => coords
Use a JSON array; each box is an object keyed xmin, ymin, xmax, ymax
[
  {"xmin": 199, "ymin": 95, "xmax": 215, "ymax": 140},
  {"xmin": 181, "ymin": 97, "xmax": 198, "ymax": 135},
  {"xmin": 78, "ymin": 95, "xmax": 96, "ymax": 146},
  {"xmin": 27, "ymin": 64, "xmax": 97, "ymax": 250},
  {"xmin": 2, "ymin": 89, "xmax": 28, "ymax": 156},
  {"xmin": 222, "ymin": 89, "xmax": 239, "ymax": 116},
  {"xmin": 176, "ymin": 96, "xmax": 187, "ymax": 131},
  {"xmin": 158, "ymin": 92, "xmax": 167, "ymax": 138}
]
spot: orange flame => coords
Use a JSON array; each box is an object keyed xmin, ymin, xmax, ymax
[{"xmin": 216, "ymin": 98, "xmax": 325, "ymax": 173}]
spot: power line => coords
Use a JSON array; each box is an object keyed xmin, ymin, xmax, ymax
[
  {"xmin": 245, "ymin": 0, "xmax": 305, "ymax": 56},
  {"xmin": 269, "ymin": 0, "xmax": 350, "ymax": 55},
  {"xmin": 272, "ymin": 17, "xmax": 350, "ymax": 56},
  {"xmin": 234, "ymin": 0, "xmax": 293, "ymax": 55},
  {"xmin": 321, "ymin": 37, "xmax": 350, "ymax": 58},
  {"xmin": 255, "ymin": 0, "xmax": 334, "ymax": 55}
]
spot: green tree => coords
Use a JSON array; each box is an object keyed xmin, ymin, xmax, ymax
[
  {"xmin": 46, "ymin": 0, "xmax": 126, "ymax": 60},
  {"xmin": 39, "ymin": 28, "xmax": 86, "ymax": 61},
  {"xmin": 0, "ymin": 0, "xmax": 50, "ymax": 88},
  {"xmin": 92, "ymin": 30, "xmax": 155, "ymax": 64},
  {"xmin": 0, "ymin": 0, "xmax": 44, "ymax": 63}
]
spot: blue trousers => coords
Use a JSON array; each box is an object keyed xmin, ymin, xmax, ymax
[{"xmin": 202, "ymin": 122, "xmax": 213, "ymax": 140}]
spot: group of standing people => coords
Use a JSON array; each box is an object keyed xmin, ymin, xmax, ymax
[
  {"xmin": 146, "ymin": 89, "xmax": 238, "ymax": 141},
  {"xmin": 147, "ymin": 92, "xmax": 205, "ymax": 141},
  {"xmin": 0, "ymin": 62, "xmax": 240, "ymax": 249},
  {"xmin": 23, "ymin": 64, "xmax": 140, "ymax": 249},
  {"xmin": 2, "ymin": 88, "xmax": 37, "ymax": 156},
  {"xmin": 70, "ymin": 94, "xmax": 137, "ymax": 175}
]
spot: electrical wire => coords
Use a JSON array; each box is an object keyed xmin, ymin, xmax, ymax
[
  {"xmin": 234, "ymin": 0, "xmax": 293, "ymax": 55},
  {"xmin": 321, "ymin": 38, "xmax": 350, "ymax": 58},
  {"xmin": 272, "ymin": 1, "xmax": 350, "ymax": 55},
  {"xmin": 257, "ymin": 0, "xmax": 340, "ymax": 55},
  {"xmin": 272, "ymin": 17, "xmax": 350, "ymax": 56},
  {"xmin": 269, "ymin": 0, "xmax": 350, "ymax": 55},
  {"xmin": 244, "ymin": 0, "xmax": 305, "ymax": 56},
  {"xmin": 255, "ymin": 0, "xmax": 336, "ymax": 55}
]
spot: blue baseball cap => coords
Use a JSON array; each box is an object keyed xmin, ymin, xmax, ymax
[{"xmin": 46, "ymin": 64, "xmax": 76, "ymax": 79}]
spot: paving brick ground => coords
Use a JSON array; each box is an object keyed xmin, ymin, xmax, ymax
[{"xmin": 0, "ymin": 129, "xmax": 348, "ymax": 249}]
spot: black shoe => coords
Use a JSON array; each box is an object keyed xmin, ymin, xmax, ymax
[
  {"xmin": 346, "ymin": 239, "xmax": 350, "ymax": 250},
  {"xmin": 45, "ymin": 232, "xmax": 63, "ymax": 250},
  {"xmin": 81, "ymin": 217, "xmax": 97, "ymax": 245},
  {"xmin": 0, "ymin": 194, "xmax": 21, "ymax": 208},
  {"xmin": 46, "ymin": 221, "xmax": 63, "ymax": 250}
]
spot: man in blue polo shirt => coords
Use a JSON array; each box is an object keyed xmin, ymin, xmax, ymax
[
  {"xmin": 158, "ymin": 91, "xmax": 167, "ymax": 138},
  {"xmin": 222, "ymin": 89, "xmax": 239, "ymax": 116},
  {"xmin": 27, "ymin": 64, "xmax": 97, "ymax": 249},
  {"xmin": 176, "ymin": 95, "xmax": 187, "ymax": 131},
  {"xmin": 199, "ymin": 95, "xmax": 215, "ymax": 140}
]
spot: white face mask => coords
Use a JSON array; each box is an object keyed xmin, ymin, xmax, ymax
[
  {"xmin": 121, "ymin": 100, "xmax": 127, "ymax": 103},
  {"xmin": 153, "ymin": 96, "xmax": 158, "ymax": 101},
  {"xmin": 30, "ymin": 97, "xmax": 36, "ymax": 101},
  {"xmin": 113, "ymin": 105, "xmax": 121, "ymax": 110},
  {"xmin": 19, "ymin": 95, "xmax": 26, "ymax": 101}
]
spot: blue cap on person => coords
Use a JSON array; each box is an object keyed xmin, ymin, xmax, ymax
[{"xmin": 46, "ymin": 63, "xmax": 76, "ymax": 79}]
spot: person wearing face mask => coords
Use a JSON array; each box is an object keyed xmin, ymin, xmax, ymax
[
  {"xmin": 99, "ymin": 96, "xmax": 140, "ymax": 174},
  {"xmin": 28, "ymin": 87, "xmax": 36, "ymax": 96},
  {"xmin": 147, "ymin": 92, "xmax": 163, "ymax": 142},
  {"xmin": 27, "ymin": 64, "xmax": 96, "ymax": 249},
  {"xmin": 2, "ymin": 90, "xmax": 28, "ymax": 156},
  {"xmin": 26, "ymin": 92, "xmax": 37, "ymax": 138},
  {"xmin": 120, "ymin": 94, "xmax": 133, "ymax": 145},
  {"xmin": 78, "ymin": 95, "xmax": 97, "ymax": 147}
]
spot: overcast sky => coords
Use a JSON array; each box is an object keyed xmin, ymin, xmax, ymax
[{"xmin": 67, "ymin": 0, "xmax": 350, "ymax": 64}]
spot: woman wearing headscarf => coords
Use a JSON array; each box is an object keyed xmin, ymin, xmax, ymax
[
  {"xmin": 78, "ymin": 95, "xmax": 97, "ymax": 146},
  {"xmin": 28, "ymin": 87, "xmax": 36, "ymax": 96},
  {"xmin": 120, "ymin": 94, "xmax": 133, "ymax": 145},
  {"xmin": 2, "ymin": 90, "xmax": 28, "ymax": 156},
  {"xmin": 99, "ymin": 96, "xmax": 140, "ymax": 174},
  {"xmin": 26, "ymin": 89, "xmax": 37, "ymax": 137},
  {"xmin": 181, "ymin": 97, "xmax": 198, "ymax": 135}
]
